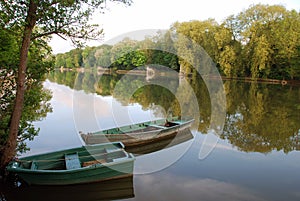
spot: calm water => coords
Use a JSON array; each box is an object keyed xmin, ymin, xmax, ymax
[{"xmin": 1, "ymin": 71, "xmax": 300, "ymax": 201}]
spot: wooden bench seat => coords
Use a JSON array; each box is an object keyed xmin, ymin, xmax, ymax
[{"xmin": 65, "ymin": 153, "xmax": 81, "ymax": 170}]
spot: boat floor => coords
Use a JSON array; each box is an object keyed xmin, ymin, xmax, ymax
[
  {"xmin": 124, "ymin": 125, "xmax": 161, "ymax": 134},
  {"xmin": 100, "ymin": 122, "xmax": 179, "ymax": 135}
]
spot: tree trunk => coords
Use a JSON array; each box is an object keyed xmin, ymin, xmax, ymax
[{"xmin": 0, "ymin": 1, "xmax": 37, "ymax": 171}]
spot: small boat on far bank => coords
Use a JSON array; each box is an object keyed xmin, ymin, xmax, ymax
[
  {"xmin": 6, "ymin": 142, "xmax": 135, "ymax": 186},
  {"xmin": 80, "ymin": 117, "xmax": 194, "ymax": 147}
]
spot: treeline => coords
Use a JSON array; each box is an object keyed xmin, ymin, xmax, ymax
[
  {"xmin": 55, "ymin": 4, "xmax": 300, "ymax": 80},
  {"xmin": 55, "ymin": 32, "xmax": 179, "ymax": 71}
]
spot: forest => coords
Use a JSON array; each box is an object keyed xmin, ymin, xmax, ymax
[{"xmin": 55, "ymin": 4, "xmax": 300, "ymax": 80}]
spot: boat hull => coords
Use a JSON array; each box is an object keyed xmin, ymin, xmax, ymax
[
  {"xmin": 13, "ymin": 161, "xmax": 134, "ymax": 186},
  {"xmin": 6, "ymin": 142, "xmax": 135, "ymax": 185},
  {"xmin": 81, "ymin": 119, "xmax": 194, "ymax": 147}
]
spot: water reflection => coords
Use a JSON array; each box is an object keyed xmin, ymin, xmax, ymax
[
  {"xmin": 47, "ymin": 71, "xmax": 300, "ymax": 154},
  {"xmin": 134, "ymin": 174, "xmax": 265, "ymax": 201},
  {"xmin": 126, "ymin": 128, "xmax": 194, "ymax": 155},
  {"xmin": 8, "ymin": 70, "xmax": 299, "ymax": 201},
  {"xmin": 1, "ymin": 175, "xmax": 134, "ymax": 201},
  {"xmin": 221, "ymin": 81, "xmax": 300, "ymax": 153}
]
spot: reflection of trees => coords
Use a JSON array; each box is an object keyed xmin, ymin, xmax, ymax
[
  {"xmin": 48, "ymin": 71, "xmax": 77, "ymax": 89},
  {"xmin": 134, "ymin": 85, "xmax": 180, "ymax": 114},
  {"xmin": 186, "ymin": 76, "xmax": 211, "ymax": 132},
  {"xmin": 221, "ymin": 81, "xmax": 300, "ymax": 153},
  {"xmin": 48, "ymin": 71, "xmax": 300, "ymax": 153},
  {"xmin": 95, "ymin": 75, "xmax": 119, "ymax": 96},
  {"xmin": 0, "ymin": 71, "xmax": 52, "ymax": 153},
  {"xmin": 112, "ymin": 75, "xmax": 145, "ymax": 106}
]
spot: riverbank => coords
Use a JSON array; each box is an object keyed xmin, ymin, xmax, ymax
[
  {"xmin": 55, "ymin": 67, "xmax": 300, "ymax": 86},
  {"xmin": 211, "ymin": 76, "xmax": 300, "ymax": 86}
]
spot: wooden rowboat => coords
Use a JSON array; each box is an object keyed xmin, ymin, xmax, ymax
[
  {"xmin": 80, "ymin": 118, "xmax": 194, "ymax": 147},
  {"xmin": 6, "ymin": 142, "xmax": 135, "ymax": 185}
]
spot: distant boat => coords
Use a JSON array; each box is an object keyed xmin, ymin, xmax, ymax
[
  {"xmin": 6, "ymin": 142, "xmax": 135, "ymax": 185},
  {"xmin": 80, "ymin": 118, "xmax": 194, "ymax": 147}
]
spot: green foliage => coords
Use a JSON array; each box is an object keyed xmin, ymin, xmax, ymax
[
  {"xmin": 0, "ymin": 29, "xmax": 54, "ymax": 152},
  {"xmin": 18, "ymin": 83, "xmax": 52, "ymax": 153},
  {"xmin": 1, "ymin": 0, "xmax": 132, "ymax": 46},
  {"xmin": 143, "ymin": 31, "xmax": 180, "ymax": 71},
  {"xmin": 0, "ymin": 0, "xmax": 133, "ymax": 168},
  {"xmin": 55, "ymin": 54, "xmax": 66, "ymax": 68},
  {"xmin": 234, "ymin": 4, "xmax": 300, "ymax": 79},
  {"xmin": 112, "ymin": 50, "xmax": 146, "ymax": 69},
  {"xmin": 53, "ymin": 4, "xmax": 300, "ymax": 80},
  {"xmin": 110, "ymin": 38, "xmax": 146, "ymax": 69},
  {"xmin": 94, "ymin": 45, "xmax": 112, "ymax": 67},
  {"xmin": 0, "ymin": 70, "xmax": 53, "ymax": 153},
  {"xmin": 173, "ymin": 4, "xmax": 300, "ymax": 80},
  {"xmin": 82, "ymin": 46, "xmax": 96, "ymax": 68},
  {"xmin": 55, "ymin": 32, "xmax": 179, "ymax": 71},
  {"xmin": 57, "ymin": 48, "xmax": 83, "ymax": 68},
  {"xmin": 0, "ymin": 28, "xmax": 19, "ymax": 69}
]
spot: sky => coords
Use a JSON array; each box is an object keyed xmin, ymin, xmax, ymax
[{"xmin": 49, "ymin": 0, "xmax": 300, "ymax": 54}]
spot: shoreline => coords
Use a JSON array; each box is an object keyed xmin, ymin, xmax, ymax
[{"xmin": 55, "ymin": 68, "xmax": 300, "ymax": 86}]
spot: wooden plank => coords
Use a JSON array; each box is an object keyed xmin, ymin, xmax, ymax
[
  {"xmin": 82, "ymin": 159, "xmax": 106, "ymax": 167},
  {"xmin": 65, "ymin": 153, "xmax": 81, "ymax": 170}
]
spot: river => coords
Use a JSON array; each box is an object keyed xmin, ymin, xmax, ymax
[{"xmin": 1, "ymin": 71, "xmax": 300, "ymax": 201}]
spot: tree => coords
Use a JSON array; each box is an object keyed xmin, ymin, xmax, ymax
[
  {"xmin": 94, "ymin": 44, "xmax": 112, "ymax": 68},
  {"xmin": 235, "ymin": 4, "xmax": 300, "ymax": 79},
  {"xmin": 0, "ymin": 0, "xmax": 132, "ymax": 170},
  {"xmin": 110, "ymin": 38, "xmax": 146, "ymax": 69},
  {"xmin": 82, "ymin": 46, "xmax": 97, "ymax": 68},
  {"xmin": 214, "ymin": 20, "xmax": 243, "ymax": 77},
  {"xmin": 0, "ymin": 26, "xmax": 53, "ymax": 161},
  {"xmin": 54, "ymin": 53, "xmax": 66, "ymax": 68},
  {"xmin": 173, "ymin": 19, "xmax": 220, "ymax": 76}
]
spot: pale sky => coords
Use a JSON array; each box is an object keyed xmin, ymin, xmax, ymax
[{"xmin": 49, "ymin": 0, "xmax": 300, "ymax": 54}]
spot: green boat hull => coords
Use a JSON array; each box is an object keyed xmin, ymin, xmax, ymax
[{"xmin": 6, "ymin": 142, "xmax": 135, "ymax": 185}]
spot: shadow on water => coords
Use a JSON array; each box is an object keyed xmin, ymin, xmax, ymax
[
  {"xmin": 125, "ymin": 128, "xmax": 194, "ymax": 155},
  {"xmin": 0, "ymin": 175, "xmax": 134, "ymax": 201}
]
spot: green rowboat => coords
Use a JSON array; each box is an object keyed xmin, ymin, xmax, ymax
[
  {"xmin": 80, "ymin": 118, "xmax": 194, "ymax": 147},
  {"xmin": 6, "ymin": 142, "xmax": 135, "ymax": 185}
]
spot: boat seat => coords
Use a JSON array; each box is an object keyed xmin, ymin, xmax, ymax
[
  {"xmin": 31, "ymin": 160, "xmax": 38, "ymax": 170},
  {"xmin": 104, "ymin": 148, "xmax": 123, "ymax": 162},
  {"xmin": 65, "ymin": 153, "xmax": 81, "ymax": 170},
  {"xmin": 105, "ymin": 147, "xmax": 119, "ymax": 153}
]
